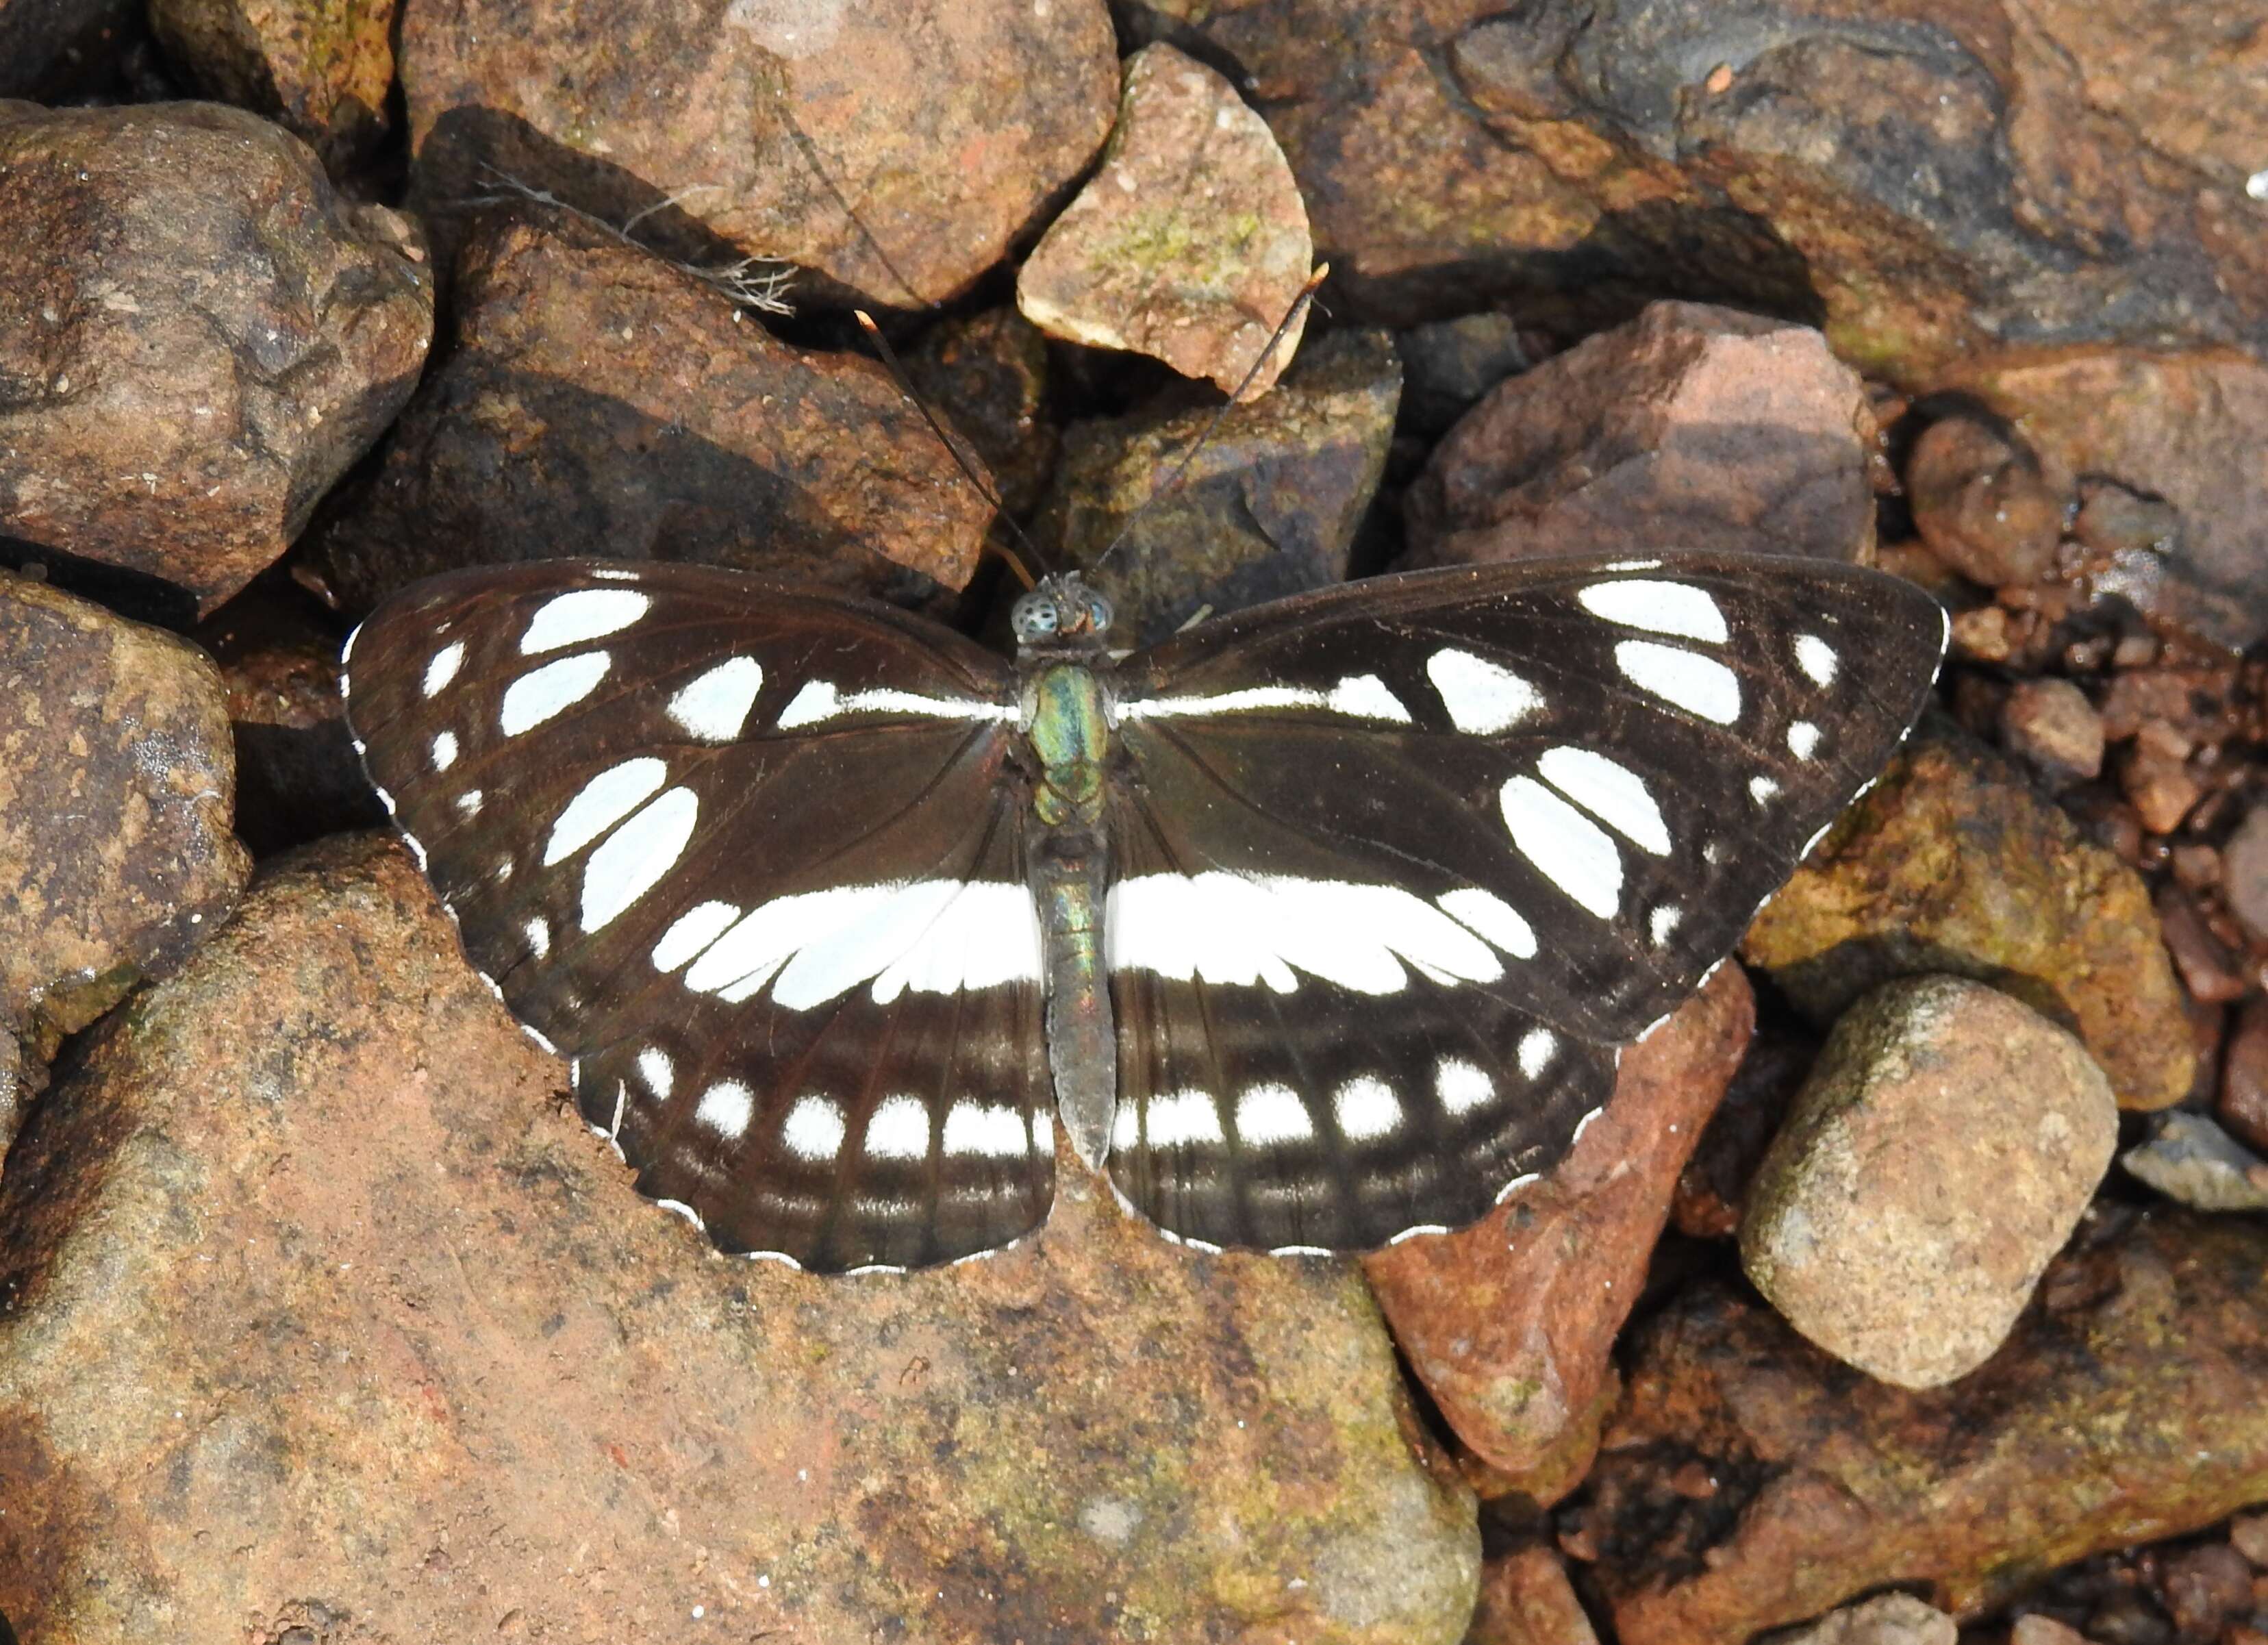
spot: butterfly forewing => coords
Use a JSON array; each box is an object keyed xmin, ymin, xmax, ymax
[
  {"xmin": 344, "ymin": 560, "xmax": 1055, "ymax": 1272},
  {"xmin": 1102, "ymin": 550, "xmax": 1944, "ymax": 1251}
]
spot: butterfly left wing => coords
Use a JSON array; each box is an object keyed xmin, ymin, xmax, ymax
[
  {"xmin": 1102, "ymin": 549, "xmax": 1946, "ymax": 1253},
  {"xmin": 344, "ymin": 560, "xmax": 1054, "ymax": 1272}
]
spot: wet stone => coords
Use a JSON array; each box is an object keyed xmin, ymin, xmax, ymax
[
  {"xmin": 1402, "ymin": 302, "xmax": 1874, "ymax": 570},
  {"xmin": 147, "ymin": 0, "xmax": 396, "ymax": 168},
  {"xmin": 1018, "ymin": 43, "xmax": 1314, "ymax": 400},
  {"xmin": 0, "ymin": 100, "xmax": 433, "ymax": 616},
  {"xmin": 1039, "ymin": 327, "xmax": 1400, "ymax": 646},
  {"xmin": 2000, "ymin": 677, "xmax": 2104, "ymax": 785},
  {"xmin": 0, "ymin": 833, "xmax": 1480, "ymax": 1643},
  {"xmin": 1904, "ymin": 414, "xmax": 2064, "ymax": 588},
  {"xmin": 1740, "ymin": 977, "xmax": 2117, "ymax": 1390},
  {"xmin": 2120, "ymin": 1112, "xmax": 2268, "ymax": 1214},
  {"xmin": 1742, "ymin": 724, "xmax": 2195, "ymax": 1112},
  {"xmin": 305, "ymin": 206, "xmax": 997, "ymax": 614}
]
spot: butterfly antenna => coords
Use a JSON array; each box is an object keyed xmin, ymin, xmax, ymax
[
  {"xmin": 854, "ymin": 310, "xmax": 1040, "ymax": 592},
  {"xmin": 1089, "ymin": 263, "xmax": 1330, "ymax": 584}
]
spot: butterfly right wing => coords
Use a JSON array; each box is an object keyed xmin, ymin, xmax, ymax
[{"xmin": 343, "ymin": 560, "xmax": 1053, "ymax": 1273}]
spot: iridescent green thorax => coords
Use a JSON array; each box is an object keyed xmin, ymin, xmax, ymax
[{"xmin": 1025, "ymin": 661, "xmax": 1112, "ymax": 829}]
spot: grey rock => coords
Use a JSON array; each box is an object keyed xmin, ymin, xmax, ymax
[
  {"xmin": 1765, "ymin": 1594, "xmax": 1958, "ymax": 1645},
  {"xmin": 2121, "ymin": 1112, "xmax": 2268, "ymax": 1213}
]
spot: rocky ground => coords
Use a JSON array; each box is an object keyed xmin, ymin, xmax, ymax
[{"xmin": 1, "ymin": 2, "xmax": 2266, "ymax": 1642}]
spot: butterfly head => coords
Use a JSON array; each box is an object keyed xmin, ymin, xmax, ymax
[{"xmin": 1011, "ymin": 575, "xmax": 1114, "ymax": 653}]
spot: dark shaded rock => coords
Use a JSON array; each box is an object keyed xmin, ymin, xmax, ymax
[
  {"xmin": 1040, "ymin": 327, "xmax": 1400, "ymax": 645},
  {"xmin": 0, "ymin": 575, "xmax": 249, "ymax": 1051},
  {"xmin": 1401, "ymin": 303, "xmax": 1873, "ymax": 570},
  {"xmin": 1392, "ymin": 313, "xmax": 1529, "ymax": 440},
  {"xmin": 1466, "ymin": 1542, "xmax": 1598, "ymax": 1645},
  {"xmin": 0, "ymin": 0, "xmax": 137, "ymax": 99},
  {"xmin": 1998, "ymin": 677, "xmax": 2104, "ymax": 786},
  {"xmin": 147, "ymin": 0, "xmax": 396, "ymax": 170},
  {"xmin": 0, "ymin": 101, "xmax": 431, "ymax": 617},
  {"xmin": 907, "ymin": 307, "xmax": 1057, "ymax": 519},
  {"xmin": 1904, "ymin": 414, "xmax": 2063, "ymax": 588},
  {"xmin": 2222, "ymin": 805, "xmax": 2268, "ymax": 945},
  {"xmin": 1671, "ymin": 1022, "xmax": 1817, "ymax": 1240},
  {"xmin": 305, "ymin": 208, "xmax": 996, "ymax": 616},
  {"xmin": 1939, "ymin": 348, "xmax": 2268, "ymax": 649},
  {"xmin": 2152, "ymin": 885, "xmax": 2248, "ymax": 1005},
  {"xmin": 1019, "ymin": 44, "xmax": 1313, "ymax": 399},
  {"xmin": 402, "ymin": 0, "xmax": 1118, "ymax": 308},
  {"xmin": 0, "ymin": 833, "xmax": 1481, "ymax": 1642},
  {"xmin": 1769, "ymin": 1594, "xmax": 1957, "ymax": 1645},
  {"xmin": 1130, "ymin": 0, "xmax": 2268, "ymax": 378},
  {"xmin": 1740, "ymin": 977, "xmax": 2116, "ymax": 1390},
  {"xmin": 2120, "ymin": 1112, "xmax": 2268, "ymax": 1213},
  {"xmin": 1563, "ymin": 1210, "xmax": 2268, "ymax": 1644},
  {"xmin": 1366, "ymin": 964, "xmax": 1751, "ymax": 1500},
  {"xmin": 1741, "ymin": 724, "xmax": 2195, "ymax": 1112},
  {"xmin": 2221, "ymin": 998, "xmax": 2268, "ymax": 1156},
  {"xmin": 2158, "ymin": 1544, "xmax": 2255, "ymax": 1638}
]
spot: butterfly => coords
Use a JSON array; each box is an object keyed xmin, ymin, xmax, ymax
[{"xmin": 342, "ymin": 549, "xmax": 1945, "ymax": 1273}]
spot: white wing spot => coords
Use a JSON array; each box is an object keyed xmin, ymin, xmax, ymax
[
  {"xmin": 501, "ymin": 653, "xmax": 610, "ymax": 735},
  {"xmin": 1536, "ymin": 746, "xmax": 1670, "ymax": 855},
  {"xmin": 865, "ymin": 1095, "xmax": 931, "ymax": 1160},
  {"xmin": 1435, "ymin": 1058, "xmax": 1493, "ymax": 1117},
  {"xmin": 1578, "ymin": 579, "xmax": 1729, "ymax": 643},
  {"xmin": 1794, "ymin": 633, "xmax": 1838, "ymax": 686},
  {"xmin": 1615, "ymin": 640, "xmax": 1741, "ymax": 725},
  {"xmin": 1333, "ymin": 1077, "xmax": 1400, "ymax": 1142},
  {"xmin": 520, "ymin": 589, "xmax": 650, "ymax": 655},
  {"xmin": 652, "ymin": 899, "xmax": 741, "ymax": 971},
  {"xmin": 544, "ymin": 757, "xmax": 667, "ymax": 865},
  {"xmin": 522, "ymin": 916, "xmax": 550, "ymax": 959},
  {"xmin": 1750, "ymin": 775, "xmax": 1780, "ymax": 804},
  {"xmin": 1500, "ymin": 776, "xmax": 1624, "ymax": 919},
  {"xmin": 423, "ymin": 641, "xmax": 466, "ymax": 696},
  {"xmin": 636, "ymin": 1047, "xmax": 674, "ymax": 1100},
  {"xmin": 1517, "ymin": 1028, "xmax": 1557, "ymax": 1080},
  {"xmin": 942, "ymin": 1102, "xmax": 1028, "ymax": 1158},
  {"xmin": 781, "ymin": 1094, "xmax": 844, "ymax": 1159},
  {"xmin": 1122, "ymin": 678, "xmax": 1413, "ymax": 723},
  {"xmin": 669, "ymin": 657, "xmax": 764, "ymax": 742},
  {"xmin": 579, "ymin": 787, "xmax": 699, "ymax": 932},
  {"xmin": 679, "ymin": 881, "xmax": 1041, "ymax": 1009},
  {"xmin": 1788, "ymin": 720, "xmax": 1822, "ymax": 761},
  {"xmin": 1326, "ymin": 673, "xmax": 1411, "ymax": 722},
  {"xmin": 455, "ymin": 790, "xmax": 483, "ymax": 817},
  {"xmin": 1145, "ymin": 1089, "xmax": 1226, "ymax": 1148},
  {"xmin": 1237, "ymin": 1083, "xmax": 1315, "ymax": 1145},
  {"xmin": 696, "ymin": 1079, "xmax": 757, "ymax": 1141},
  {"xmin": 777, "ymin": 679, "xmax": 1011, "ymax": 729},
  {"xmin": 1650, "ymin": 903, "xmax": 1684, "ymax": 946},
  {"xmin": 1426, "ymin": 648, "xmax": 1544, "ymax": 734},
  {"xmin": 431, "ymin": 731, "xmax": 459, "ymax": 772},
  {"xmin": 1435, "ymin": 888, "xmax": 1537, "ymax": 959}
]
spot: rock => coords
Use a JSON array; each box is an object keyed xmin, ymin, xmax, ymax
[
  {"xmin": 0, "ymin": 101, "xmax": 431, "ymax": 618},
  {"xmin": 0, "ymin": 575, "xmax": 249, "ymax": 1050},
  {"xmin": 1402, "ymin": 303, "xmax": 1874, "ymax": 570},
  {"xmin": 2120, "ymin": 1112, "xmax": 2268, "ymax": 1213},
  {"xmin": 1903, "ymin": 414, "xmax": 2063, "ymax": 588},
  {"xmin": 1741, "ymin": 723, "xmax": 2195, "ymax": 1112},
  {"xmin": 304, "ymin": 207, "xmax": 997, "ymax": 616},
  {"xmin": 905, "ymin": 307, "xmax": 1057, "ymax": 520},
  {"xmin": 1365, "ymin": 964, "xmax": 1752, "ymax": 1498},
  {"xmin": 2230, "ymin": 1511, "xmax": 2268, "ymax": 1568},
  {"xmin": 1740, "ymin": 977, "xmax": 2117, "ymax": 1389},
  {"xmin": 1563, "ymin": 1210, "xmax": 2268, "ymax": 1644},
  {"xmin": 2000, "ymin": 678, "xmax": 2104, "ymax": 784},
  {"xmin": 2115, "ymin": 732, "xmax": 2201, "ymax": 836},
  {"xmin": 1018, "ymin": 44, "xmax": 1314, "ymax": 400},
  {"xmin": 0, "ymin": 833, "xmax": 1481, "ymax": 1643},
  {"xmin": 193, "ymin": 583, "xmax": 383, "ymax": 856},
  {"xmin": 147, "ymin": 0, "xmax": 395, "ymax": 169},
  {"xmin": 1767, "ymin": 1594, "xmax": 1956, "ymax": 1645},
  {"xmin": 1133, "ymin": 1, "xmax": 2268, "ymax": 379},
  {"xmin": 0, "ymin": 0, "xmax": 137, "ymax": 99},
  {"xmin": 2007, "ymin": 1618, "xmax": 2092, "ymax": 1645},
  {"xmin": 1466, "ymin": 1544, "xmax": 1599, "ymax": 1645},
  {"xmin": 2151, "ymin": 886, "xmax": 2248, "ymax": 1005},
  {"xmin": 402, "ymin": 0, "xmax": 1118, "ymax": 309},
  {"xmin": 2221, "ymin": 999, "xmax": 2268, "ymax": 1155},
  {"xmin": 1672, "ymin": 1023, "xmax": 1817, "ymax": 1240},
  {"xmin": 1938, "ymin": 349, "xmax": 2268, "ymax": 649},
  {"xmin": 2222, "ymin": 806, "xmax": 2268, "ymax": 944},
  {"xmin": 1038, "ymin": 327, "xmax": 1400, "ymax": 645},
  {"xmin": 1393, "ymin": 313, "xmax": 1530, "ymax": 440},
  {"xmin": 2158, "ymin": 1543, "xmax": 2254, "ymax": 1637}
]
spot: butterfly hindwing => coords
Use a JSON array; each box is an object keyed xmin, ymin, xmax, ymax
[
  {"xmin": 344, "ymin": 560, "xmax": 1055, "ymax": 1272},
  {"xmin": 1101, "ymin": 550, "xmax": 1945, "ymax": 1250}
]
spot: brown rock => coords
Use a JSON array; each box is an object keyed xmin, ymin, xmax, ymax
[
  {"xmin": 0, "ymin": 575, "xmax": 249, "ymax": 1048},
  {"xmin": 2160, "ymin": 1543, "xmax": 2254, "ymax": 1637},
  {"xmin": 147, "ymin": 0, "xmax": 395, "ymax": 169},
  {"xmin": 2152, "ymin": 886, "xmax": 2248, "ymax": 1005},
  {"xmin": 1940, "ymin": 349, "xmax": 2268, "ymax": 649},
  {"xmin": 1739, "ymin": 977, "xmax": 2117, "ymax": 1390},
  {"xmin": 2222, "ymin": 805, "xmax": 2268, "ymax": 944},
  {"xmin": 1904, "ymin": 414, "xmax": 2063, "ymax": 588},
  {"xmin": 2230, "ymin": 1511, "xmax": 2268, "ymax": 1568},
  {"xmin": 1019, "ymin": 44, "xmax": 1314, "ymax": 399},
  {"xmin": 906, "ymin": 307, "xmax": 1057, "ymax": 519},
  {"xmin": 1403, "ymin": 303, "xmax": 1875, "ymax": 569},
  {"xmin": 1564, "ymin": 1210, "xmax": 2268, "ymax": 1644},
  {"xmin": 305, "ymin": 208, "xmax": 996, "ymax": 615},
  {"xmin": 2000, "ymin": 677, "xmax": 2104, "ymax": 784},
  {"xmin": 1040, "ymin": 327, "xmax": 1401, "ymax": 646},
  {"xmin": 1769, "ymin": 1594, "xmax": 1956, "ymax": 1645},
  {"xmin": 1467, "ymin": 1543, "xmax": 1599, "ymax": 1645},
  {"xmin": 0, "ymin": 101, "xmax": 432, "ymax": 616},
  {"xmin": 2221, "ymin": 999, "xmax": 2268, "ymax": 1155},
  {"xmin": 1366, "ymin": 964, "xmax": 1752, "ymax": 1498},
  {"xmin": 2117, "ymin": 734, "xmax": 2202, "ymax": 836},
  {"xmin": 0, "ymin": 833, "xmax": 1482, "ymax": 1642},
  {"xmin": 1741, "ymin": 724, "xmax": 2195, "ymax": 1111},
  {"xmin": 0, "ymin": 0, "xmax": 137, "ymax": 99},
  {"xmin": 403, "ymin": 0, "xmax": 1118, "ymax": 308}
]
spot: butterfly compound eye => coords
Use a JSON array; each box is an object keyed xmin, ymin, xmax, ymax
[
  {"xmin": 1081, "ymin": 591, "xmax": 1115, "ymax": 635},
  {"xmin": 1011, "ymin": 590, "xmax": 1061, "ymax": 642}
]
